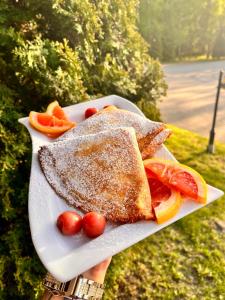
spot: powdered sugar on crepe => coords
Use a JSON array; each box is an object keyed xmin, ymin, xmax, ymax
[
  {"xmin": 141, "ymin": 129, "xmax": 172, "ymax": 160},
  {"xmin": 58, "ymin": 108, "xmax": 164, "ymax": 141},
  {"xmin": 39, "ymin": 127, "xmax": 152, "ymax": 222}
]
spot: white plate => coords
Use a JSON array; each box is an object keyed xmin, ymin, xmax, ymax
[{"xmin": 19, "ymin": 95, "xmax": 224, "ymax": 282}]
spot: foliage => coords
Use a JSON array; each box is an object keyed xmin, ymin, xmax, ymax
[
  {"xmin": 139, "ymin": 0, "xmax": 225, "ymax": 61},
  {"xmin": 0, "ymin": 1, "xmax": 166, "ymax": 299},
  {"xmin": 13, "ymin": 36, "xmax": 87, "ymax": 105},
  {"xmin": 0, "ymin": 84, "xmax": 45, "ymax": 300},
  {"xmin": 104, "ymin": 125, "xmax": 225, "ymax": 299}
]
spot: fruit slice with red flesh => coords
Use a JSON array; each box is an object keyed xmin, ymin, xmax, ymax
[
  {"xmin": 148, "ymin": 177, "xmax": 182, "ymax": 224},
  {"xmin": 46, "ymin": 101, "xmax": 69, "ymax": 120},
  {"xmin": 46, "ymin": 132, "xmax": 62, "ymax": 138},
  {"xmin": 144, "ymin": 158, "xmax": 207, "ymax": 204},
  {"xmin": 29, "ymin": 111, "xmax": 75, "ymax": 134}
]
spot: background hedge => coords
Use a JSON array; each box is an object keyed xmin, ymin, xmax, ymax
[{"xmin": 0, "ymin": 1, "xmax": 166, "ymax": 299}]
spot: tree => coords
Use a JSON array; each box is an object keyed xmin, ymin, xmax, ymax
[
  {"xmin": 212, "ymin": 2, "xmax": 225, "ymax": 57},
  {"xmin": 0, "ymin": 1, "xmax": 167, "ymax": 299},
  {"xmin": 139, "ymin": 0, "xmax": 225, "ymax": 61}
]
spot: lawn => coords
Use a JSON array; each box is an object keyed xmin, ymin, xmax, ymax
[{"xmin": 104, "ymin": 125, "xmax": 225, "ymax": 300}]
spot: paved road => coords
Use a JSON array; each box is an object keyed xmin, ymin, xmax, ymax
[{"xmin": 160, "ymin": 60, "xmax": 225, "ymax": 143}]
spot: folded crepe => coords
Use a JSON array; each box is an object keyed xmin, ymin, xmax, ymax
[
  {"xmin": 39, "ymin": 127, "xmax": 153, "ymax": 223},
  {"xmin": 58, "ymin": 106, "xmax": 171, "ymax": 159}
]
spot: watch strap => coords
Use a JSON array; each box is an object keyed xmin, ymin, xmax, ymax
[
  {"xmin": 72, "ymin": 276, "xmax": 104, "ymax": 299},
  {"xmin": 43, "ymin": 273, "xmax": 104, "ymax": 300}
]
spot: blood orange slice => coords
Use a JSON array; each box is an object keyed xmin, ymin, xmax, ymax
[
  {"xmin": 144, "ymin": 158, "xmax": 207, "ymax": 204},
  {"xmin": 29, "ymin": 111, "xmax": 75, "ymax": 134},
  {"xmin": 148, "ymin": 178, "xmax": 181, "ymax": 224},
  {"xmin": 46, "ymin": 101, "xmax": 68, "ymax": 120}
]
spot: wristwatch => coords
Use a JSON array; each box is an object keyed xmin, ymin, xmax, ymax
[{"xmin": 43, "ymin": 272, "xmax": 104, "ymax": 299}]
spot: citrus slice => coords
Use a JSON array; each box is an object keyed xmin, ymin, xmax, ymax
[
  {"xmin": 148, "ymin": 178, "xmax": 182, "ymax": 224},
  {"xmin": 144, "ymin": 158, "xmax": 207, "ymax": 204},
  {"xmin": 46, "ymin": 133, "xmax": 62, "ymax": 138},
  {"xmin": 46, "ymin": 101, "xmax": 68, "ymax": 120},
  {"xmin": 29, "ymin": 111, "xmax": 75, "ymax": 134}
]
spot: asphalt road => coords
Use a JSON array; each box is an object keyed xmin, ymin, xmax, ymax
[{"xmin": 160, "ymin": 60, "xmax": 225, "ymax": 143}]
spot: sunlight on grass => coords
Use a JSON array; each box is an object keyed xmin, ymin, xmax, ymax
[{"xmin": 104, "ymin": 125, "xmax": 225, "ymax": 300}]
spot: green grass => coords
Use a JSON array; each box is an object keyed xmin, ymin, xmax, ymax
[{"xmin": 104, "ymin": 125, "xmax": 225, "ymax": 300}]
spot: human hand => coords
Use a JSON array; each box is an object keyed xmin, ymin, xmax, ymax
[{"xmin": 82, "ymin": 257, "xmax": 112, "ymax": 284}]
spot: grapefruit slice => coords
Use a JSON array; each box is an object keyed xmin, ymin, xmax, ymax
[
  {"xmin": 29, "ymin": 111, "xmax": 75, "ymax": 134},
  {"xmin": 144, "ymin": 158, "xmax": 207, "ymax": 204},
  {"xmin": 46, "ymin": 101, "xmax": 68, "ymax": 120},
  {"xmin": 148, "ymin": 178, "xmax": 182, "ymax": 224},
  {"xmin": 46, "ymin": 133, "xmax": 62, "ymax": 138}
]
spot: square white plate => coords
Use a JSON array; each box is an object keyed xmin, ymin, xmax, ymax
[{"xmin": 19, "ymin": 95, "xmax": 224, "ymax": 282}]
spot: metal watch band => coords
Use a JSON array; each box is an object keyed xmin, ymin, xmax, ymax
[{"xmin": 43, "ymin": 272, "xmax": 104, "ymax": 300}]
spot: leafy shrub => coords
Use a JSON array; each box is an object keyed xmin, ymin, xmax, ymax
[{"xmin": 0, "ymin": 1, "xmax": 166, "ymax": 299}]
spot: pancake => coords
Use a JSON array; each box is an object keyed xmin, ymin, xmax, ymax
[
  {"xmin": 140, "ymin": 129, "xmax": 171, "ymax": 159},
  {"xmin": 39, "ymin": 127, "xmax": 153, "ymax": 223},
  {"xmin": 58, "ymin": 107, "xmax": 171, "ymax": 159}
]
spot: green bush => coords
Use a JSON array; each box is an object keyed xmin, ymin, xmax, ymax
[{"xmin": 0, "ymin": 1, "xmax": 166, "ymax": 299}]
